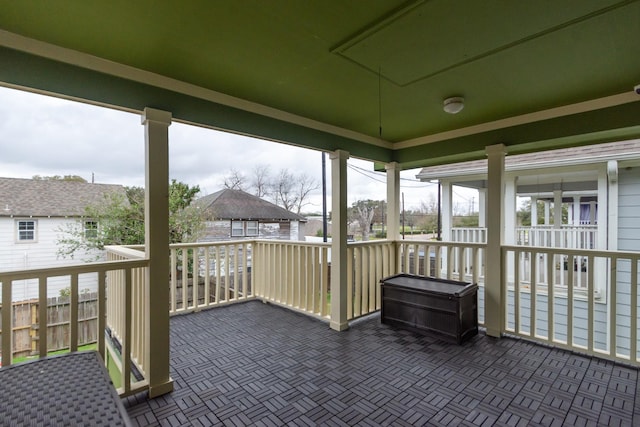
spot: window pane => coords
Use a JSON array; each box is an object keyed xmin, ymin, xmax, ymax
[
  {"xmin": 246, "ymin": 221, "xmax": 258, "ymax": 236},
  {"xmin": 231, "ymin": 221, "xmax": 244, "ymax": 237},
  {"xmin": 85, "ymin": 220, "xmax": 98, "ymax": 239},
  {"xmin": 18, "ymin": 220, "xmax": 35, "ymax": 241}
]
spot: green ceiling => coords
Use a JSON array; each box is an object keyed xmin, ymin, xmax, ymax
[{"xmin": 1, "ymin": 0, "xmax": 639, "ymax": 169}]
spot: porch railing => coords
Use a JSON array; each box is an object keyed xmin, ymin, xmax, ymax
[
  {"xmin": 0, "ymin": 256, "xmax": 149, "ymax": 396},
  {"xmin": 169, "ymin": 241, "xmax": 254, "ymax": 314},
  {"xmin": 452, "ymin": 226, "xmax": 598, "ymax": 249},
  {"xmin": 516, "ymin": 225, "xmax": 597, "ymax": 249},
  {"xmin": 503, "ymin": 245, "xmax": 640, "ymax": 365},
  {"xmin": 347, "ymin": 240, "xmax": 395, "ymax": 320},
  {"xmin": 253, "ymin": 240, "xmax": 330, "ymax": 319},
  {"xmin": 396, "ymin": 240, "xmax": 486, "ymax": 325}
]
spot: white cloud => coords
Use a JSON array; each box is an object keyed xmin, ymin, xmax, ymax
[{"xmin": 0, "ymin": 86, "xmax": 456, "ymax": 212}]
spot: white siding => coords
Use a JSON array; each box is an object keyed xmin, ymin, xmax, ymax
[
  {"xmin": 618, "ymin": 166, "xmax": 640, "ymax": 252},
  {"xmin": 0, "ymin": 217, "xmax": 102, "ymax": 301}
]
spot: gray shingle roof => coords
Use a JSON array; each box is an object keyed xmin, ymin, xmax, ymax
[
  {"xmin": 195, "ymin": 189, "xmax": 307, "ymax": 222},
  {"xmin": 416, "ymin": 139, "xmax": 640, "ymax": 180},
  {"xmin": 0, "ymin": 177, "xmax": 127, "ymax": 217}
]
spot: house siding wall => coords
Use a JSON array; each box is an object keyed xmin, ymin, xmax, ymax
[
  {"xmin": 615, "ymin": 166, "xmax": 640, "ymax": 359},
  {"xmin": 0, "ymin": 217, "xmax": 101, "ymax": 301}
]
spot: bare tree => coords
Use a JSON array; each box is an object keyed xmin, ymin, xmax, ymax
[
  {"xmin": 251, "ymin": 164, "xmax": 271, "ymax": 198},
  {"xmin": 292, "ymin": 173, "xmax": 319, "ymax": 215},
  {"xmin": 272, "ymin": 169, "xmax": 298, "ymax": 212},
  {"xmin": 271, "ymin": 169, "xmax": 319, "ymax": 214},
  {"xmin": 350, "ymin": 200, "xmax": 377, "ymax": 241},
  {"xmin": 222, "ymin": 168, "xmax": 246, "ymax": 191}
]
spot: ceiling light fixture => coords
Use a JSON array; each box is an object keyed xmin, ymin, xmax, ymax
[{"xmin": 443, "ymin": 96, "xmax": 464, "ymax": 114}]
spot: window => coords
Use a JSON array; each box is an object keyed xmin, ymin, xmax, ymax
[
  {"xmin": 17, "ymin": 220, "xmax": 36, "ymax": 241},
  {"xmin": 84, "ymin": 220, "xmax": 98, "ymax": 239},
  {"xmin": 246, "ymin": 221, "xmax": 259, "ymax": 236},
  {"xmin": 231, "ymin": 221, "xmax": 244, "ymax": 237},
  {"xmin": 231, "ymin": 220, "xmax": 260, "ymax": 237}
]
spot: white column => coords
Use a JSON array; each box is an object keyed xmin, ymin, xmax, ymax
[
  {"xmin": 330, "ymin": 150, "xmax": 349, "ymax": 331},
  {"xmin": 573, "ymin": 196, "xmax": 581, "ymax": 225},
  {"xmin": 553, "ymin": 190, "xmax": 563, "ymax": 228},
  {"xmin": 385, "ymin": 162, "xmax": 400, "ymax": 241},
  {"xmin": 141, "ymin": 108, "xmax": 173, "ymax": 397},
  {"xmin": 607, "ymin": 161, "xmax": 618, "ymax": 251},
  {"xmin": 441, "ymin": 181, "xmax": 452, "ymax": 241},
  {"xmin": 485, "ymin": 144, "xmax": 506, "ymax": 337},
  {"xmin": 478, "ymin": 188, "xmax": 487, "ymax": 228},
  {"xmin": 504, "ymin": 177, "xmax": 517, "ymax": 245},
  {"xmin": 531, "ymin": 197, "xmax": 538, "ymax": 227},
  {"xmin": 589, "ymin": 201, "xmax": 596, "ymax": 225},
  {"xmin": 544, "ymin": 201, "xmax": 550, "ymax": 225}
]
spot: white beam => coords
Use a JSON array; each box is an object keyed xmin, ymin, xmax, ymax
[
  {"xmin": 484, "ymin": 144, "xmax": 506, "ymax": 338},
  {"xmin": 141, "ymin": 107, "xmax": 173, "ymax": 397},
  {"xmin": 330, "ymin": 150, "xmax": 349, "ymax": 331}
]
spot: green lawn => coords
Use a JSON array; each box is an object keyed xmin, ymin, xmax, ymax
[{"xmin": 12, "ymin": 343, "xmax": 97, "ymax": 364}]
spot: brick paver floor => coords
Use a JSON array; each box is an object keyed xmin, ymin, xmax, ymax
[{"xmin": 124, "ymin": 301, "xmax": 640, "ymax": 426}]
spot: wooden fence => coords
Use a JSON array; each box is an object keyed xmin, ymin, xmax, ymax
[{"xmin": 0, "ymin": 292, "xmax": 98, "ymax": 360}]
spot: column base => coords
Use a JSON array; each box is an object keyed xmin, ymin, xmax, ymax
[
  {"xmin": 485, "ymin": 328, "xmax": 502, "ymax": 338},
  {"xmin": 148, "ymin": 378, "xmax": 174, "ymax": 398},
  {"xmin": 330, "ymin": 320, "xmax": 349, "ymax": 331}
]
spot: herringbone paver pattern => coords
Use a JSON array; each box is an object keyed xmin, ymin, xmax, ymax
[{"xmin": 124, "ymin": 301, "xmax": 639, "ymax": 426}]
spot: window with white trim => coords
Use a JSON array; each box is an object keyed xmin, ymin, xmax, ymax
[
  {"xmin": 231, "ymin": 221, "xmax": 244, "ymax": 237},
  {"xmin": 84, "ymin": 220, "xmax": 98, "ymax": 239},
  {"xmin": 231, "ymin": 220, "xmax": 260, "ymax": 237},
  {"xmin": 17, "ymin": 220, "xmax": 36, "ymax": 241},
  {"xmin": 246, "ymin": 221, "xmax": 259, "ymax": 236}
]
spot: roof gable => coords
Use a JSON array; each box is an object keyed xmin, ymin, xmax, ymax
[
  {"xmin": 0, "ymin": 177, "xmax": 127, "ymax": 217},
  {"xmin": 195, "ymin": 189, "xmax": 307, "ymax": 222}
]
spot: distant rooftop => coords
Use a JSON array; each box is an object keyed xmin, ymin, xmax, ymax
[
  {"xmin": 0, "ymin": 177, "xmax": 126, "ymax": 217},
  {"xmin": 417, "ymin": 139, "xmax": 640, "ymax": 180},
  {"xmin": 195, "ymin": 188, "xmax": 307, "ymax": 222}
]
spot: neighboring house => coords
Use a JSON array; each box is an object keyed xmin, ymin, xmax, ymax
[
  {"xmin": 417, "ymin": 139, "xmax": 640, "ymax": 354},
  {"xmin": 416, "ymin": 139, "xmax": 640, "ymax": 253},
  {"xmin": 195, "ymin": 189, "xmax": 307, "ymax": 241},
  {"xmin": 0, "ymin": 177, "xmax": 127, "ymax": 300}
]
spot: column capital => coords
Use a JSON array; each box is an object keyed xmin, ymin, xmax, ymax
[
  {"xmin": 141, "ymin": 107, "xmax": 172, "ymax": 126},
  {"xmin": 485, "ymin": 144, "xmax": 506, "ymax": 156},
  {"xmin": 384, "ymin": 161, "xmax": 400, "ymax": 172},
  {"xmin": 329, "ymin": 149, "xmax": 349, "ymax": 161}
]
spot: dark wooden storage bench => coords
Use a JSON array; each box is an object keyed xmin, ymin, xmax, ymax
[{"xmin": 380, "ymin": 274, "xmax": 478, "ymax": 344}]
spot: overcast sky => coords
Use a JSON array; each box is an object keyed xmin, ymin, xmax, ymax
[{"xmin": 0, "ymin": 86, "xmax": 476, "ymax": 213}]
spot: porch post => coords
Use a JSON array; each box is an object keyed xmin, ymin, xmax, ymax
[
  {"xmin": 385, "ymin": 162, "xmax": 400, "ymax": 241},
  {"xmin": 607, "ymin": 160, "xmax": 618, "ymax": 250},
  {"xmin": 531, "ymin": 197, "xmax": 538, "ymax": 226},
  {"xmin": 485, "ymin": 144, "xmax": 506, "ymax": 337},
  {"xmin": 572, "ymin": 196, "xmax": 581, "ymax": 225},
  {"xmin": 330, "ymin": 149, "xmax": 349, "ymax": 331},
  {"xmin": 441, "ymin": 181, "xmax": 452, "ymax": 241},
  {"xmin": 141, "ymin": 107, "xmax": 173, "ymax": 397},
  {"xmin": 553, "ymin": 189, "xmax": 563, "ymax": 228},
  {"xmin": 478, "ymin": 188, "xmax": 487, "ymax": 228},
  {"xmin": 544, "ymin": 201, "xmax": 550, "ymax": 225}
]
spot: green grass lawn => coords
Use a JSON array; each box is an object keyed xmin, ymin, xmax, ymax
[{"xmin": 12, "ymin": 343, "xmax": 97, "ymax": 365}]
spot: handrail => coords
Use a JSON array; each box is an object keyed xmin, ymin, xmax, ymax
[
  {"xmin": 502, "ymin": 244, "xmax": 640, "ymax": 366},
  {"xmin": 1, "ymin": 257, "xmax": 149, "ymax": 396}
]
